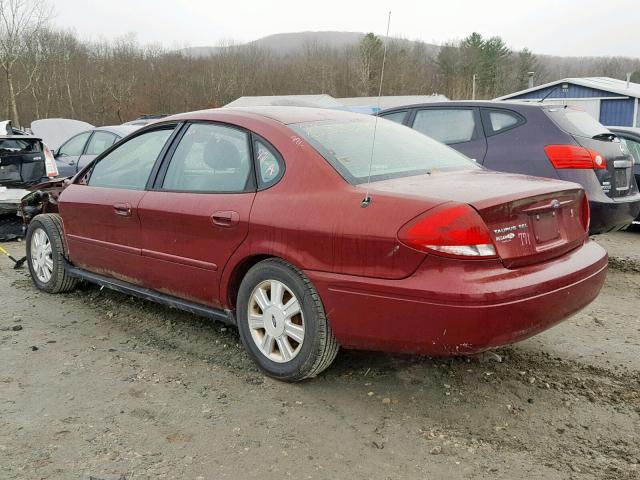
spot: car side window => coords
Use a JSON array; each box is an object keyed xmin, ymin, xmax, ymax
[
  {"xmin": 380, "ymin": 111, "xmax": 408, "ymax": 124},
  {"xmin": 162, "ymin": 123, "xmax": 251, "ymax": 192},
  {"xmin": 86, "ymin": 131, "xmax": 117, "ymax": 156},
  {"xmin": 57, "ymin": 131, "xmax": 91, "ymax": 157},
  {"xmin": 88, "ymin": 128, "xmax": 174, "ymax": 190},
  {"xmin": 620, "ymin": 137, "xmax": 640, "ymax": 164},
  {"xmin": 254, "ymin": 138, "xmax": 284, "ymax": 188},
  {"xmin": 412, "ymin": 109, "xmax": 477, "ymax": 145},
  {"xmin": 483, "ymin": 109, "xmax": 524, "ymax": 136}
]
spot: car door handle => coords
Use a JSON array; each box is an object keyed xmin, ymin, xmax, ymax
[
  {"xmin": 113, "ymin": 202, "xmax": 132, "ymax": 217},
  {"xmin": 211, "ymin": 210, "xmax": 239, "ymax": 227}
]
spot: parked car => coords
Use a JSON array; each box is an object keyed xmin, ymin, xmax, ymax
[
  {"xmin": 608, "ymin": 126, "xmax": 640, "ymax": 225},
  {"xmin": 54, "ymin": 125, "xmax": 140, "ymax": 177},
  {"xmin": 21, "ymin": 107, "xmax": 607, "ymax": 381},
  {"xmin": 379, "ymin": 101, "xmax": 640, "ymax": 234}
]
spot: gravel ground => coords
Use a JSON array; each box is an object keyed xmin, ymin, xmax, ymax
[{"xmin": 0, "ymin": 234, "xmax": 639, "ymax": 480}]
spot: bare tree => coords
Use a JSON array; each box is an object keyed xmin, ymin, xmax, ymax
[{"xmin": 0, "ymin": 0, "xmax": 51, "ymax": 126}]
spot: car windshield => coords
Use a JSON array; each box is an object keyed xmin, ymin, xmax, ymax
[
  {"xmin": 544, "ymin": 106, "xmax": 610, "ymax": 138},
  {"xmin": 290, "ymin": 116, "xmax": 478, "ymax": 184}
]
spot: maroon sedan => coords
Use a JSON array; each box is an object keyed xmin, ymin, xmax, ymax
[{"xmin": 23, "ymin": 107, "xmax": 608, "ymax": 381}]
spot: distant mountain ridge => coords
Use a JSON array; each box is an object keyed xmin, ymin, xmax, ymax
[
  {"xmin": 181, "ymin": 31, "xmax": 440, "ymax": 57},
  {"xmin": 180, "ymin": 31, "xmax": 640, "ymax": 64}
]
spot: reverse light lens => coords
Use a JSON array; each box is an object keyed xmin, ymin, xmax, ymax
[
  {"xmin": 545, "ymin": 145, "xmax": 606, "ymax": 170},
  {"xmin": 398, "ymin": 204, "xmax": 497, "ymax": 258}
]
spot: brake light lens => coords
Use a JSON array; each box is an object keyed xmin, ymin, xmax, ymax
[
  {"xmin": 545, "ymin": 145, "xmax": 606, "ymax": 170},
  {"xmin": 43, "ymin": 144, "xmax": 59, "ymax": 178},
  {"xmin": 398, "ymin": 204, "xmax": 497, "ymax": 258}
]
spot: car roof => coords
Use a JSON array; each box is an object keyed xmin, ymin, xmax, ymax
[
  {"xmin": 95, "ymin": 125, "xmax": 140, "ymax": 137},
  {"xmin": 379, "ymin": 100, "xmax": 546, "ymax": 113},
  {"xmin": 166, "ymin": 106, "xmax": 372, "ymax": 125}
]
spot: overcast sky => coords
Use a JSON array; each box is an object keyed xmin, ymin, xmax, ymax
[{"xmin": 51, "ymin": 0, "xmax": 638, "ymax": 57}]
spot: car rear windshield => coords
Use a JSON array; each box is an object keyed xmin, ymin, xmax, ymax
[
  {"xmin": 543, "ymin": 106, "xmax": 610, "ymax": 138},
  {"xmin": 290, "ymin": 117, "xmax": 478, "ymax": 184},
  {"xmin": 0, "ymin": 138, "xmax": 41, "ymax": 154}
]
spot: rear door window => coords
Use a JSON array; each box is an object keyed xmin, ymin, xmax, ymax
[
  {"xmin": 86, "ymin": 131, "xmax": 118, "ymax": 155},
  {"xmin": 89, "ymin": 128, "xmax": 174, "ymax": 190},
  {"xmin": 161, "ymin": 123, "xmax": 252, "ymax": 192},
  {"xmin": 379, "ymin": 110, "xmax": 408, "ymax": 124},
  {"xmin": 412, "ymin": 108, "xmax": 479, "ymax": 145}
]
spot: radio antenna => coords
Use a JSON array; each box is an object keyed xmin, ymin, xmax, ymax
[{"xmin": 361, "ymin": 11, "xmax": 391, "ymax": 208}]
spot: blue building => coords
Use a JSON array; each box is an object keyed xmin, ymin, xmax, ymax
[{"xmin": 495, "ymin": 77, "xmax": 640, "ymax": 127}]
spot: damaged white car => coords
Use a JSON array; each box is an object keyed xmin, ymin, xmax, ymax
[{"xmin": 0, "ymin": 119, "xmax": 90, "ymax": 240}]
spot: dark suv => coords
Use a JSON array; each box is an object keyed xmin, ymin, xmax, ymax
[{"xmin": 379, "ymin": 101, "xmax": 640, "ymax": 234}]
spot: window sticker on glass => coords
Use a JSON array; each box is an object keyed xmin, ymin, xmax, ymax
[{"xmin": 255, "ymin": 140, "xmax": 281, "ymax": 185}]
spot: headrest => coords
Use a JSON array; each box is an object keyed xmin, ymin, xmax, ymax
[{"xmin": 203, "ymin": 138, "xmax": 242, "ymax": 170}]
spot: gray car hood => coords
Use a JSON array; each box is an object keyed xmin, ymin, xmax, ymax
[{"xmin": 30, "ymin": 118, "xmax": 93, "ymax": 151}]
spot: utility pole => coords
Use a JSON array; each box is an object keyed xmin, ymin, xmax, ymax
[{"xmin": 472, "ymin": 74, "xmax": 476, "ymax": 100}]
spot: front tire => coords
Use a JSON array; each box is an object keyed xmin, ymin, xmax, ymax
[
  {"xmin": 26, "ymin": 214, "xmax": 78, "ymax": 293},
  {"xmin": 236, "ymin": 259, "xmax": 339, "ymax": 382}
]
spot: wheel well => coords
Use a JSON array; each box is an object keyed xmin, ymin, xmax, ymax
[{"xmin": 226, "ymin": 254, "xmax": 274, "ymax": 308}]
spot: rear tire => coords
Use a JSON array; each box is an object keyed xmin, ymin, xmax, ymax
[
  {"xmin": 236, "ymin": 258, "xmax": 339, "ymax": 382},
  {"xmin": 26, "ymin": 214, "xmax": 78, "ymax": 294}
]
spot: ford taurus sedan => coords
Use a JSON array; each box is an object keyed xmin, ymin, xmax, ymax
[{"xmin": 22, "ymin": 107, "xmax": 608, "ymax": 381}]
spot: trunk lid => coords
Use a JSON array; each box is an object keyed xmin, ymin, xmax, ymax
[{"xmin": 370, "ymin": 169, "xmax": 588, "ymax": 267}]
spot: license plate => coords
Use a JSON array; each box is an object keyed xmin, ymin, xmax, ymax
[
  {"xmin": 532, "ymin": 212, "xmax": 560, "ymax": 243},
  {"xmin": 615, "ymin": 169, "xmax": 630, "ymax": 190}
]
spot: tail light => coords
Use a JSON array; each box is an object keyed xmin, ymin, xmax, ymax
[
  {"xmin": 398, "ymin": 203, "xmax": 497, "ymax": 259},
  {"xmin": 545, "ymin": 145, "xmax": 606, "ymax": 170},
  {"xmin": 43, "ymin": 145, "xmax": 59, "ymax": 178}
]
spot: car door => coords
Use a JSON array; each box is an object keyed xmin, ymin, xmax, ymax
[
  {"xmin": 58, "ymin": 125, "xmax": 178, "ymax": 284},
  {"xmin": 409, "ymin": 107, "xmax": 487, "ymax": 162},
  {"xmin": 55, "ymin": 131, "xmax": 91, "ymax": 177},
  {"xmin": 77, "ymin": 130, "xmax": 119, "ymax": 172},
  {"xmin": 137, "ymin": 122, "xmax": 256, "ymax": 307}
]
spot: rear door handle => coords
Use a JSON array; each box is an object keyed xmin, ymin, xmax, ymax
[
  {"xmin": 113, "ymin": 202, "xmax": 132, "ymax": 217},
  {"xmin": 211, "ymin": 210, "xmax": 239, "ymax": 227}
]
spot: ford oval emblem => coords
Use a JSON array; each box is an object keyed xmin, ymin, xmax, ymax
[{"xmin": 551, "ymin": 199, "xmax": 561, "ymax": 209}]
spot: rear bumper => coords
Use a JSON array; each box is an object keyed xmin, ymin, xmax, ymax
[
  {"xmin": 589, "ymin": 195, "xmax": 640, "ymax": 234},
  {"xmin": 306, "ymin": 240, "xmax": 608, "ymax": 355}
]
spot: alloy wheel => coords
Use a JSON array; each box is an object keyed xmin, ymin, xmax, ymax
[
  {"xmin": 247, "ymin": 279, "xmax": 305, "ymax": 363},
  {"xmin": 30, "ymin": 228, "xmax": 53, "ymax": 283}
]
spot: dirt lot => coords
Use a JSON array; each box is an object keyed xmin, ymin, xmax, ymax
[{"xmin": 1, "ymin": 233, "xmax": 639, "ymax": 480}]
